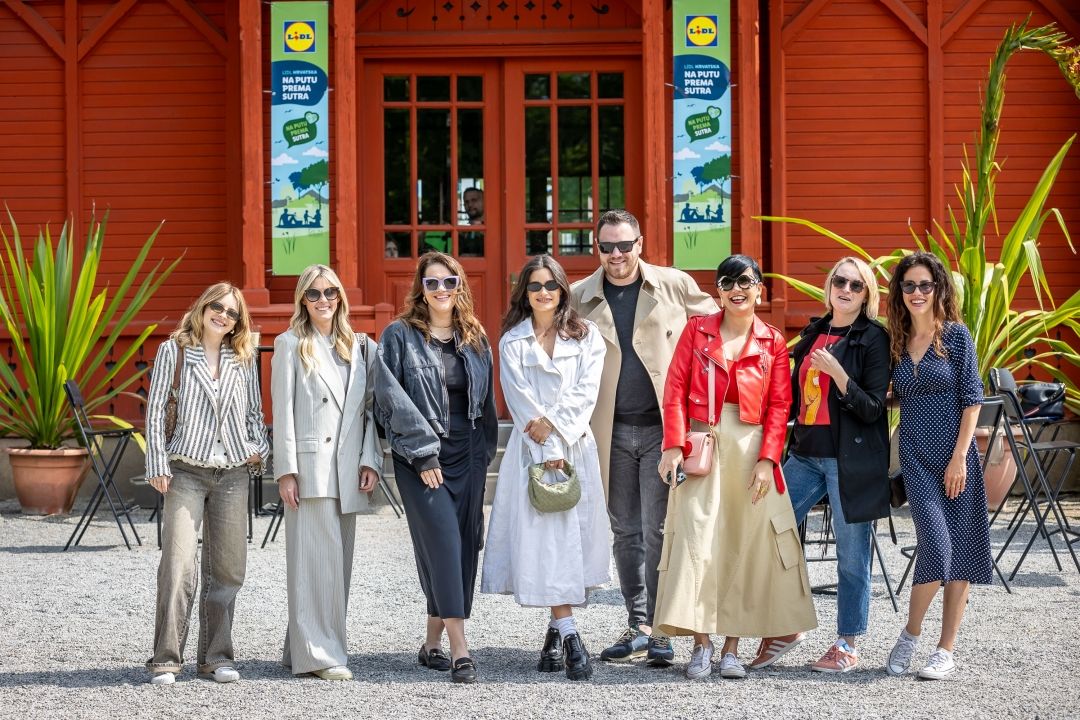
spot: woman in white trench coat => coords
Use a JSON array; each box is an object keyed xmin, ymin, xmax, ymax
[{"xmin": 481, "ymin": 255, "xmax": 609, "ymax": 682}]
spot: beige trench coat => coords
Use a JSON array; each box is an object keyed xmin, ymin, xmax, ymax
[{"xmin": 570, "ymin": 261, "xmax": 717, "ymax": 496}]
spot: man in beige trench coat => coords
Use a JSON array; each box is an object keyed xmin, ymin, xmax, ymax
[{"xmin": 570, "ymin": 209, "xmax": 716, "ymax": 666}]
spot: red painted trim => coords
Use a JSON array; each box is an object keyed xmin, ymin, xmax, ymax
[
  {"xmin": 1037, "ymin": 0, "xmax": 1080, "ymax": 39},
  {"xmin": 737, "ymin": 0, "xmax": 763, "ymax": 269},
  {"xmin": 878, "ymin": 0, "xmax": 928, "ymax": 46},
  {"xmin": 927, "ymin": 2, "xmax": 945, "ymax": 234},
  {"xmin": 942, "ymin": 0, "xmax": 987, "ymax": 44},
  {"xmin": 163, "ymin": 0, "xmax": 229, "ymax": 58},
  {"xmin": 78, "ymin": 0, "xmax": 138, "ymax": 60},
  {"xmin": 225, "ymin": 0, "xmax": 243, "ymax": 291},
  {"xmin": 357, "ymin": 30, "xmax": 642, "ymax": 50},
  {"xmin": 641, "ymin": 0, "xmax": 666, "ymax": 265},
  {"xmin": 64, "ymin": 0, "xmax": 80, "ymax": 241},
  {"xmin": 4, "ymin": 0, "xmax": 65, "ymax": 59},
  {"xmin": 781, "ymin": 0, "xmax": 831, "ymax": 49},
  {"xmin": 239, "ymin": 0, "xmax": 266, "ymax": 299},
  {"xmin": 334, "ymin": 0, "xmax": 360, "ymax": 294},
  {"xmin": 768, "ymin": 0, "xmax": 787, "ymax": 317}
]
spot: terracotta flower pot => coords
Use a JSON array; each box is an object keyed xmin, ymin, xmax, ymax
[
  {"xmin": 976, "ymin": 426, "xmax": 1019, "ymax": 511},
  {"xmin": 5, "ymin": 447, "xmax": 91, "ymax": 515}
]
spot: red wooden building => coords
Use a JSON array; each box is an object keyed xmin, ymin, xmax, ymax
[{"xmin": 2, "ymin": 0, "xmax": 1079, "ymax": 417}]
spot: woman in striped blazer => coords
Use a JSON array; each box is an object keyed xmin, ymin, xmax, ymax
[
  {"xmin": 272, "ymin": 265, "xmax": 382, "ymax": 681},
  {"xmin": 144, "ymin": 282, "xmax": 269, "ymax": 686}
]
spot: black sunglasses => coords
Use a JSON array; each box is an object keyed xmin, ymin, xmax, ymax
[
  {"xmin": 421, "ymin": 275, "xmax": 461, "ymax": 293},
  {"xmin": 900, "ymin": 280, "xmax": 936, "ymax": 295},
  {"xmin": 207, "ymin": 301, "xmax": 240, "ymax": 322},
  {"xmin": 831, "ymin": 275, "xmax": 867, "ymax": 293},
  {"xmin": 597, "ymin": 237, "xmax": 640, "ymax": 255},
  {"xmin": 303, "ymin": 287, "xmax": 341, "ymax": 303},
  {"xmin": 526, "ymin": 280, "xmax": 560, "ymax": 293},
  {"xmin": 716, "ymin": 275, "xmax": 760, "ymax": 291}
]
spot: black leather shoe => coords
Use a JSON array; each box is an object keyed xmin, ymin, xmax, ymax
[
  {"xmin": 599, "ymin": 625, "xmax": 649, "ymax": 661},
  {"xmin": 563, "ymin": 633, "xmax": 593, "ymax": 681},
  {"xmin": 451, "ymin": 656, "xmax": 478, "ymax": 684},
  {"xmin": 537, "ymin": 627, "xmax": 563, "ymax": 672},
  {"xmin": 418, "ymin": 644, "xmax": 451, "ymax": 671},
  {"xmin": 646, "ymin": 635, "xmax": 676, "ymax": 668}
]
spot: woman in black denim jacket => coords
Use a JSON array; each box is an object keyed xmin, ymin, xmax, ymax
[{"xmin": 374, "ymin": 252, "xmax": 498, "ymax": 684}]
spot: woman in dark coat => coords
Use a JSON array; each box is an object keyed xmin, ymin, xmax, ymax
[{"xmin": 751, "ymin": 256, "xmax": 890, "ymax": 674}]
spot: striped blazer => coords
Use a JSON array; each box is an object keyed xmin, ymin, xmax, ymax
[{"xmin": 145, "ymin": 338, "xmax": 270, "ymax": 480}]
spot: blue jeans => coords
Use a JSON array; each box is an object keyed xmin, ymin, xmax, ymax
[{"xmin": 784, "ymin": 453, "xmax": 872, "ymax": 637}]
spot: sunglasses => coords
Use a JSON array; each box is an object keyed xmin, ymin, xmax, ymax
[
  {"xmin": 831, "ymin": 275, "xmax": 867, "ymax": 293},
  {"xmin": 526, "ymin": 280, "xmax": 560, "ymax": 293},
  {"xmin": 716, "ymin": 275, "xmax": 761, "ymax": 291},
  {"xmin": 303, "ymin": 287, "xmax": 340, "ymax": 303},
  {"xmin": 597, "ymin": 238, "xmax": 640, "ymax": 255},
  {"xmin": 207, "ymin": 301, "xmax": 240, "ymax": 323},
  {"xmin": 900, "ymin": 280, "xmax": 936, "ymax": 295},
  {"xmin": 421, "ymin": 275, "xmax": 461, "ymax": 293}
]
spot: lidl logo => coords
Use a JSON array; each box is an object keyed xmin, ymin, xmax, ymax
[
  {"xmin": 686, "ymin": 16, "xmax": 718, "ymax": 47},
  {"xmin": 283, "ymin": 21, "xmax": 316, "ymax": 53}
]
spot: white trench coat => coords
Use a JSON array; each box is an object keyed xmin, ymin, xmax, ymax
[{"xmin": 481, "ymin": 319, "xmax": 610, "ymax": 607}]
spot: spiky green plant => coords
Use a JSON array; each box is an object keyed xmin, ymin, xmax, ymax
[
  {"xmin": 761, "ymin": 18, "xmax": 1080, "ymax": 413},
  {"xmin": 0, "ymin": 209, "xmax": 181, "ymax": 448}
]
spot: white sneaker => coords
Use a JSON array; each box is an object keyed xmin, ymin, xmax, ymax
[
  {"xmin": 685, "ymin": 643, "xmax": 714, "ymax": 680},
  {"xmin": 212, "ymin": 666, "xmax": 240, "ymax": 683},
  {"xmin": 886, "ymin": 629, "xmax": 919, "ymax": 676},
  {"xmin": 313, "ymin": 665, "xmax": 353, "ymax": 681},
  {"xmin": 149, "ymin": 672, "xmax": 175, "ymax": 685},
  {"xmin": 719, "ymin": 652, "xmax": 746, "ymax": 679},
  {"xmin": 917, "ymin": 648, "xmax": 956, "ymax": 680}
]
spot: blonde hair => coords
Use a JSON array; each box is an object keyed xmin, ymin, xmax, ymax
[
  {"xmin": 398, "ymin": 252, "xmax": 488, "ymax": 353},
  {"xmin": 824, "ymin": 256, "xmax": 880, "ymax": 321},
  {"xmin": 289, "ymin": 264, "xmax": 354, "ymax": 374},
  {"xmin": 171, "ymin": 283, "xmax": 256, "ymax": 365}
]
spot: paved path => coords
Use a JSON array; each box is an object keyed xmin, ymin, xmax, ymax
[{"xmin": 0, "ymin": 499, "xmax": 1078, "ymax": 719}]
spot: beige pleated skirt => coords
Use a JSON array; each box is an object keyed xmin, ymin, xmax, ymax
[{"xmin": 654, "ymin": 404, "xmax": 817, "ymax": 638}]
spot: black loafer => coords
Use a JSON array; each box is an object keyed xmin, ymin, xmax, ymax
[
  {"xmin": 418, "ymin": 644, "xmax": 451, "ymax": 671},
  {"xmin": 537, "ymin": 627, "xmax": 563, "ymax": 672},
  {"xmin": 563, "ymin": 633, "xmax": 593, "ymax": 681},
  {"xmin": 451, "ymin": 656, "xmax": 477, "ymax": 684}
]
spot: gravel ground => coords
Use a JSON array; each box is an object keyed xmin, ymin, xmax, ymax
[{"xmin": 1, "ymin": 498, "xmax": 1078, "ymax": 720}]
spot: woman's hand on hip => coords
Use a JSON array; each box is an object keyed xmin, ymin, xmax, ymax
[
  {"xmin": 747, "ymin": 460, "xmax": 773, "ymax": 505},
  {"xmin": 658, "ymin": 447, "xmax": 684, "ymax": 486},
  {"xmin": 944, "ymin": 454, "xmax": 967, "ymax": 499},
  {"xmin": 148, "ymin": 476, "xmax": 170, "ymax": 494},
  {"xmin": 278, "ymin": 474, "xmax": 300, "ymax": 510},
  {"xmin": 420, "ymin": 467, "xmax": 444, "ymax": 489},
  {"xmin": 359, "ymin": 467, "xmax": 379, "ymax": 493}
]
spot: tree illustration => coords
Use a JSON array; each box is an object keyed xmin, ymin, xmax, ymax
[
  {"xmin": 691, "ymin": 154, "xmax": 731, "ymax": 194},
  {"xmin": 288, "ymin": 159, "xmax": 329, "ymax": 208}
]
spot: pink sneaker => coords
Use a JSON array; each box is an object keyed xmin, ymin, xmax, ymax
[
  {"xmin": 811, "ymin": 639, "xmax": 858, "ymax": 673},
  {"xmin": 749, "ymin": 632, "xmax": 805, "ymax": 669}
]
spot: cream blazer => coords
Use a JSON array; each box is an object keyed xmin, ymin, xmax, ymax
[{"xmin": 271, "ymin": 330, "xmax": 383, "ymax": 514}]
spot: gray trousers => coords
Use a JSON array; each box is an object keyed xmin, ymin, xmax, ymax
[
  {"xmin": 282, "ymin": 497, "xmax": 356, "ymax": 674},
  {"xmin": 147, "ymin": 462, "xmax": 249, "ymax": 675},
  {"xmin": 607, "ymin": 422, "xmax": 667, "ymax": 628}
]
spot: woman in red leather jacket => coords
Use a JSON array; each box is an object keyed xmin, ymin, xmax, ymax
[{"xmin": 653, "ymin": 254, "xmax": 817, "ymax": 681}]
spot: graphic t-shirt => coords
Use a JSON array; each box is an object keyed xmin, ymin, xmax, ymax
[{"xmin": 789, "ymin": 326, "xmax": 849, "ymax": 458}]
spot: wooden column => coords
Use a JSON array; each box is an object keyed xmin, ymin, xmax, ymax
[
  {"xmin": 766, "ymin": 0, "xmax": 787, "ymax": 327},
  {"xmin": 64, "ymin": 0, "xmax": 81, "ymax": 240},
  {"xmin": 239, "ymin": 0, "xmax": 269, "ymax": 304},
  {"xmin": 333, "ymin": 0, "xmax": 361, "ymax": 300},
  {"xmin": 927, "ymin": 1, "xmax": 945, "ymax": 232},
  {"xmin": 641, "ymin": 0, "xmax": 669, "ymax": 264},
  {"xmin": 225, "ymin": 1, "xmax": 243, "ymax": 291},
  {"xmin": 736, "ymin": 0, "xmax": 763, "ymax": 266}
]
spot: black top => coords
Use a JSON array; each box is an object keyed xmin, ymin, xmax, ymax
[
  {"xmin": 604, "ymin": 276, "xmax": 661, "ymax": 425},
  {"xmin": 437, "ymin": 338, "xmax": 470, "ymax": 416},
  {"xmin": 789, "ymin": 325, "xmax": 851, "ymax": 458}
]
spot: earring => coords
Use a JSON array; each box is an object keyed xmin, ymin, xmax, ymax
[{"xmin": 756, "ymin": 296, "xmax": 762, "ymax": 305}]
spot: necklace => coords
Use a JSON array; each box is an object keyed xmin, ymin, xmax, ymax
[{"xmin": 807, "ymin": 323, "xmax": 839, "ymax": 388}]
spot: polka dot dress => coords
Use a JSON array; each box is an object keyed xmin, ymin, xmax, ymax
[{"xmin": 892, "ymin": 322, "xmax": 993, "ymax": 585}]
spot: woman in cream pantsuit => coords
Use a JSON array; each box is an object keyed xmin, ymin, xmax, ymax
[{"xmin": 272, "ymin": 265, "xmax": 383, "ymax": 681}]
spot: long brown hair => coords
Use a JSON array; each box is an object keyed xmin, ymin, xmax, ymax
[
  {"xmin": 886, "ymin": 252, "xmax": 960, "ymax": 363},
  {"xmin": 398, "ymin": 251, "xmax": 488, "ymax": 352},
  {"xmin": 171, "ymin": 282, "xmax": 257, "ymax": 365},
  {"xmin": 501, "ymin": 255, "xmax": 588, "ymax": 340},
  {"xmin": 289, "ymin": 264, "xmax": 353, "ymax": 374}
]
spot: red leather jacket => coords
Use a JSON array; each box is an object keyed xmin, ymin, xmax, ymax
[{"xmin": 662, "ymin": 312, "xmax": 792, "ymax": 492}]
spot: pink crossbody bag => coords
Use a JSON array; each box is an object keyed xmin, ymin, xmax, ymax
[{"xmin": 681, "ymin": 357, "xmax": 716, "ymax": 477}]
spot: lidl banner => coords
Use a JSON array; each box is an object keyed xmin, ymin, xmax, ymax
[
  {"xmin": 270, "ymin": 2, "xmax": 330, "ymax": 275},
  {"xmin": 672, "ymin": 2, "xmax": 732, "ymax": 270}
]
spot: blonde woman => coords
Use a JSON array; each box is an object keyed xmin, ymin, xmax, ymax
[
  {"xmin": 145, "ymin": 283, "xmax": 268, "ymax": 685},
  {"xmin": 272, "ymin": 265, "xmax": 382, "ymax": 681}
]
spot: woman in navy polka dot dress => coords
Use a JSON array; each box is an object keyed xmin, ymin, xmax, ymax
[{"xmin": 884, "ymin": 252, "xmax": 992, "ymax": 681}]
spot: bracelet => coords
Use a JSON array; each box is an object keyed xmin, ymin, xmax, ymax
[{"xmin": 539, "ymin": 416, "xmax": 555, "ymax": 431}]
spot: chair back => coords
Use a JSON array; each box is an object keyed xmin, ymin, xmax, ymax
[{"xmin": 977, "ymin": 395, "xmax": 1012, "ymax": 510}]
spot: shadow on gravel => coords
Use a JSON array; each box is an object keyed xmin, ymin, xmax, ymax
[
  {"xmin": 0, "ymin": 544, "xmax": 117, "ymax": 554},
  {"xmin": 0, "ymin": 668, "xmax": 147, "ymax": 688},
  {"xmin": 1003, "ymin": 572, "xmax": 1069, "ymax": 588}
]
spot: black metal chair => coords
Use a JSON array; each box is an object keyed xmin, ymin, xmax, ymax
[
  {"xmin": 989, "ymin": 368, "xmax": 1080, "ymax": 579},
  {"xmin": 63, "ymin": 380, "xmax": 142, "ymax": 550},
  {"xmin": 896, "ymin": 395, "xmax": 1015, "ymax": 593},
  {"xmin": 260, "ymin": 475, "xmax": 404, "ymax": 548}
]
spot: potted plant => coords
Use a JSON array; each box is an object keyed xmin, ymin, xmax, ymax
[{"xmin": 0, "ymin": 209, "xmax": 180, "ymax": 514}]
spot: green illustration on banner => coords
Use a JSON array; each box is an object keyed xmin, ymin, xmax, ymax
[
  {"xmin": 270, "ymin": 2, "xmax": 330, "ymax": 275},
  {"xmin": 672, "ymin": 1, "xmax": 732, "ymax": 270}
]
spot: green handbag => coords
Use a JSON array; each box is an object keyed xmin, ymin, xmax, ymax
[{"xmin": 527, "ymin": 460, "xmax": 580, "ymax": 514}]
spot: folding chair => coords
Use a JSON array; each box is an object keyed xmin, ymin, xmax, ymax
[
  {"xmin": 989, "ymin": 368, "xmax": 1080, "ymax": 579},
  {"xmin": 63, "ymin": 380, "xmax": 142, "ymax": 551},
  {"xmin": 896, "ymin": 396, "xmax": 1015, "ymax": 593},
  {"xmin": 260, "ymin": 475, "xmax": 404, "ymax": 548}
]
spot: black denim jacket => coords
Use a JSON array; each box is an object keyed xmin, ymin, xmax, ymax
[{"xmin": 373, "ymin": 319, "xmax": 498, "ymax": 472}]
